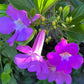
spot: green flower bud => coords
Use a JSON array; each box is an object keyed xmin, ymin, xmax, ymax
[
  {"xmin": 59, "ymin": 6, "xmax": 62, "ymax": 12},
  {"xmin": 53, "ymin": 26, "xmax": 56, "ymax": 29},
  {"xmin": 45, "ymin": 38, "xmax": 49, "ymax": 44},
  {"xmin": 69, "ymin": 25, "xmax": 75, "ymax": 28},
  {"xmin": 35, "ymin": 29, "xmax": 37, "ymax": 35},
  {"xmin": 66, "ymin": 17, "xmax": 69, "ymax": 23},
  {"xmin": 41, "ymin": 16, "xmax": 45, "ymax": 22},
  {"xmin": 48, "ymin": 36, "xmax": 51, "ymax": 41},
  {"xmin": 57, "ymin": 16, "xmax": 60, "ymax": 21},
  {"xmin": 39, "ymin": 29, "xmax": 41, "ymax": 32},
  {"xmin": 61, "ymin": 23, "xmax": 67, "ymax": 28},
  {"xmin": 52, "ymin": 21, "xmax": 56, "ymax": 26},
  {"xmin": 70, "ymin": 16, "xmax": 72, "ymax": 22}
]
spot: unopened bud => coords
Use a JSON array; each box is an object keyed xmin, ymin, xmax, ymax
[
  {"xmin": 61, "ymin": 23, "xmax": 67, "ymax": 28},
  {"xmin": 52, "ymin": 21, "xmax": 56, "ymax": 26},
  {"xmin": 48, "ymin": 36, "xmax": 51, "ymax": 41},
  {"xmin": 69, "ymin": 16, "xmax": 72, "ymax": 22},
  {"xmin": 53, "ymin": 26, "xmax": 56, "ymax": 29},
  {"xmin": 45, "ymin": 38, "xmax": 49, "ymax": 44},
  {"xmin": 57, "ymin": 16, "xmax": 60, "ymax": 21},
  {"xmin": 59, "ymin": 6, "xmax": 62, "ymax": 12},
  {"xmin": 69, "ymin": 25, "xmax": 75, "ymax": 28},
  {"xmin": 39, "ymin": 29, "xmax": 41, "ymax": 32},
  {"xmin": 66, "ymin": 17, "xmax": 69, "ymax": 23},
  {"xmin": 41, "ymin": 16, "xmax": 45, "ymax": 22},
  {"xmin": 35, "ymin": 29, "xmax": 37, "ymax": 35}
]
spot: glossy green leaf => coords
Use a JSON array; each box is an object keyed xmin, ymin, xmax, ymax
[
  {"xmin": 1, "ymin": 44, "xmax": 17, "ymax": 61},
  {"xmin": 0, "ymin": 4, "xmax": 8, "ymax": 10},
  {"xmin": 66, "ymin": 24, "xmax": 84, "ymax": 41},
  {"xmin": 8, "ymin": 76, "xmax": 17, "ymax": 84},
  {"xmin": 1, "ymin": 72, "xmax": 11, "ymax": 84},
  {"xmin": 69, "ymin": 0, "xmax": 83, "ymax": 8},
  {"xmin": 42, "ymin": 0, "xmax": 58, "ymax": 14},
  {"xmin": 8, "ymin": 0, "xmax": 35, "ymax": 12},
  {"xmin": 70, "ymin": 4, "xmax": 84, "ymax": 24},
  {"xmin": 4, "ymin": 63, "xmax": 12, "ymax": 74},
  {"xmin": 63, "ymin": 5, "xmax": 70, "ymax": 19},
  {"xmin": 30, "ymin": 8, "xmax": 37, "ymax": 17},
  {"xmin": 17, "ymin": 27, "xmax": 35, "ymax": 45}
]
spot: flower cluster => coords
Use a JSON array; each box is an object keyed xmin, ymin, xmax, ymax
[
  {"xmin": 15, "ymin": 30, "xmax": 83, "ymax": 84},
  {"xmin": 0, "ymin": 5, "xmax": 40, "ymax": 46},
  {"xmin": 0, "ymin": 5, "xmax": 83, "ymax": 84}
]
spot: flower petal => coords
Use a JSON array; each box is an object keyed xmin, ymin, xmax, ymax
[
  {"xmin": 0, "ymin": 16, "xmax": 15, "ymax": 34},
  {"xmin": 6, "ymin": 31, "xmax": 18, "ymax": 46},
  {"xmin": 32, "ymin": 30, "xmax": 45, "ymax": 55},
  {"xmin": 16, "ymin": 28, "xmax": 33, "ymax": 41},
  {"xmin": 56, "ymin": 60, "xmax": 72, "ymax": 74},
  {"xmin": 7, "ymin": 5, "xmax": 31, "ymax": 26},
  {"xmin": 28, "ymin": 61, "xmax": 41, "ymax": 75},
  {"xmin": 14, "ymin": 54, "xmax": 31, "ymax": 69},
  {"xmin": 32, "ymin": 14, "xmax": 40, "ymax": 22},
  {"xmin": 65, "ymin": 43, "xmax": 79, "ymax": 55},
  {"xmin": 69, "ymin": 55, "xmax": 83, "ymax": 69},
  {"xmin": 55, "ymin": 38, "xmax": 67, "ymax": 53},
  {"xmin": 16, "ymin": 45, "xmax": 32, "ymax": 53},
  {"xmin": 55, "ymin": 72, "xmax": 72, "ymax": 84},
  {"xmin": 47, "ymin": 52, "xmax": 61, "ymax": 66},
  {"xmin": 37, "ymin": 72, "xmax": 48, "ymax": 80}
]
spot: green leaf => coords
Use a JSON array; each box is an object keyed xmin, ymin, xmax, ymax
[
  {"xmin": 17, "ymin": 27, "xmax": 35, "ymax": 45},
  {"xmin": 8, "ymin": 0, "xmax": 35, "ymax": 12},
  {"xmin": 8, "ymin": 76, "xmax": 17, "ymax": 84},
  {"xmin": 69, "ymin": 0, "xmax": 83, "ymax": 8},
  {"xmin": 66, "ymin": 24, "xmax": 84, "ymax": 41},
  {"xmin": 42, "ymin": 0, "xmax": 58, "ymax": 14},
  {"xmin": 1, "ymin": 44, "xmax": 17, "ymax": 61},
  {"xmin": 30, "ymin": 8, "xmax": 37, "ymax": 17},
  {"xmin": 4, "ymin": 63, "xmax": 12, "ymax": 74},
  {"xmin": 70, "ymin": 4, "xmax": 84, "ymax": 24},
  {"xmin": 1, "ymin": 72, "xmax": 11, "ymax": 84},
  {"xmin": 63, "ymin": 5, "xmax": 70, "ymax": 19}
]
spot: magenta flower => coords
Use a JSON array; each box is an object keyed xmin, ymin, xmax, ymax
[
  {"xmin": 37, "ymin": 60, "xmax": 72, "ymax": 84},
  {"xmin": 0, "ymin": 5, "xmax": 40, "ymax": 46},
  {"xmin": 14, "ymin": 30, "xmax": 48, "ymax": 75},
  {"xmin": 47, "ymin": 38, "xmax": 83, "ymax": 73}
]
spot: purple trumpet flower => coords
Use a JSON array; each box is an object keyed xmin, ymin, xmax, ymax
[
  {"xmin": 0, "ymin": 5, "xmax": 40, "ymax": 46},
  {"xmin": 47, "ymin": 38, "xmax": 83, "ymax": 73},
  {"xmin": 14, "ymin": 30, "xmax": 48, "ymax": 75},
  {"xmin": 37, "ymin": 60, "xmax": 72, "ymax": 84}
]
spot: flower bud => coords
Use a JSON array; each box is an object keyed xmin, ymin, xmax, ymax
[
  {"xmin": 69, "ymin": 25, "xmax": 75, "ymax": 28},
  {"xmin": 66, "ymin": 17, "xmax": 69, "ymax": 23},
  {"xmin": 70, "ymin": 16, "xmax": 72, "ymax": 22},
  {"xmin": 61, "ymin": 23, "xmax": 67, "ymax": 28},
  {"xmin": 53, "ymin": 26, "xmax": 56, "ymax": 29},
  {"xmin": 41, "ymin": 16, "xmax": 45, "ymax": 22},
  {"xmin": 39, "ymin": 29, "xmax": 41, "ymax": 32},
  {"xmin": 35, "ymin": 29, "xmax": 37, "ymax": 35},
  {"xmin": 48, "ymin": 36, "xmax": 51, "ymax": 41},
  {"xmin": 59, "ymin": 6, "xmax": 62, "ymax": 12},
  {"xmin": 57, "ymin": 16, "xmax": 60, "ymax": 21},
  {"xmin": 45, "ymin": 38, "xmax": 49, "ymax": 44},
  {"xmin": 52, "ymin": 21, "xmax": 56, "ymax": 26}
]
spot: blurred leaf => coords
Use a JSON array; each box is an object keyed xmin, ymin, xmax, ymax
[
  {"xmin": 1, "ymin": 72, "xmax": 11, "ymax": 84},
  {"xmin": 49, "ymin": 16, "xmax": 56, "ymax": 22},
  {"xmin": 70, "ymin": 4, "xmax": 84, "ymax": 24},
  {"xmin": 42, "ymin": 0, "xmax": 58, "ymax": 14},
  {"xmin": 8, "ymin": 0, "xmax": 35, "ymax": 12},
  {"xmin": 0, "ymin": 4, "xmax": 8, "ymax": 17},
  {"xmin": 30, "ymin": 8, "xmax": 37, "ymax": 17},
  {"xmin": 8, "ymin": 76, "xmax": 17, "ymax": 84},
  {"xmin": 17, "ymin": 27, "xmax": 35, "ymax": 45},
  {"xmin": 66, "ymin": 24, "xmax": 84, "ymax": 41},
  {"xmin": 63, "ymin": 5, "xmax": 70, "ymax": 19},
  {"xmin": 69, "ymin": 0, "xmax": 83, "ymax": 8},
  {"xmin": 4, "ymin": 63, "xmax": 12, "ymax": 74},
  {"xmin": 1, "ymin": 44, "xmax": 17, "ymax": 61}
]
